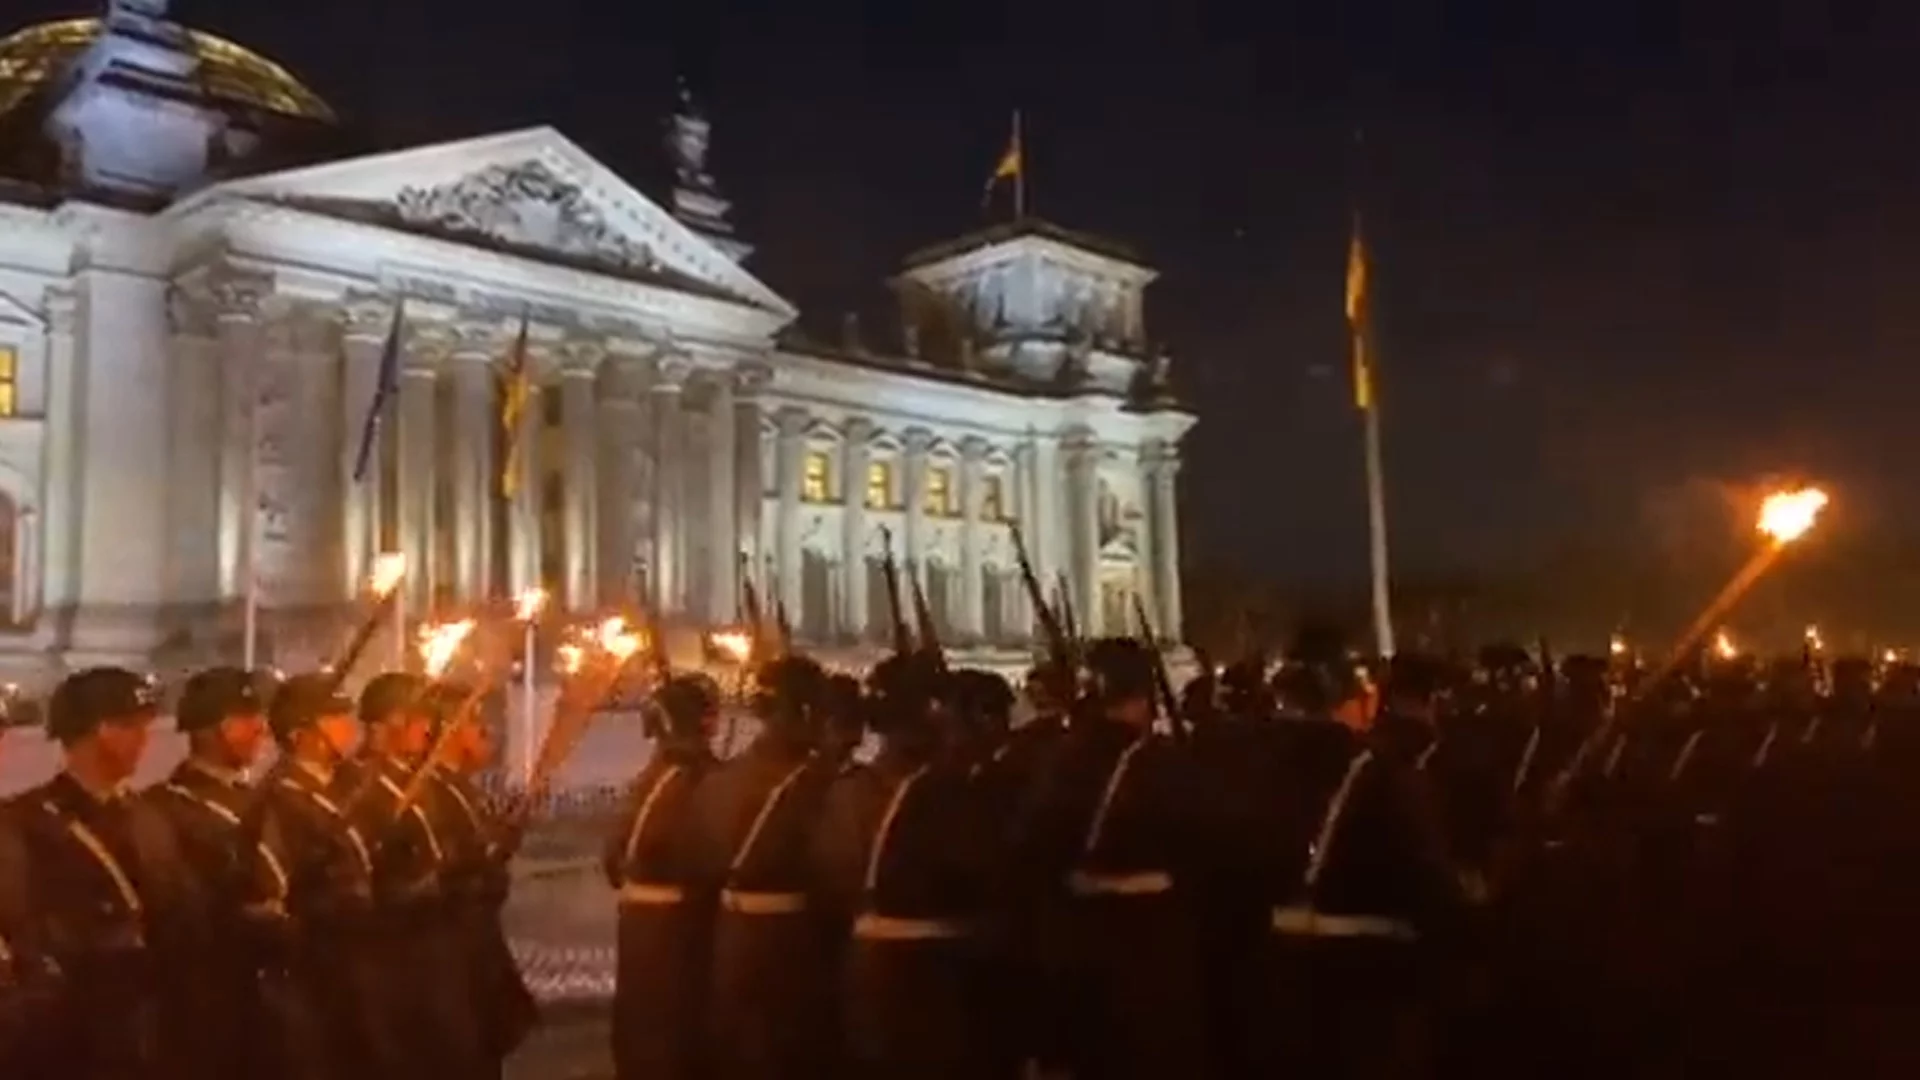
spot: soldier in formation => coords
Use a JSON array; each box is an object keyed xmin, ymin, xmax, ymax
[{"xmin": 6, "ymin": 615, "xmax": 1920, "ymax": 1079}]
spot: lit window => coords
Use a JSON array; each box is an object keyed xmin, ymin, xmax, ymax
[
  {"xmin": 865, "ymin": 461, "xmax": 893, "ymax": 510},
  {"xmin": 802, "ymin": 450, "xmax": 832, "ymax": 503},
  {"xmin": 981, "ymin": 474, "xmax": 1005, "ymax": 521},
  {"xmin": 925, "ymin": 466, "xmax": 953, "ymax": 516},
  {"xmin": 0, "ymin": 346, "xmax": 17, "ymax": 417}
]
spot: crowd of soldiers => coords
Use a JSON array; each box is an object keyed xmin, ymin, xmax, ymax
[{"xmin": 3, "ymin": 626, "xmax": 1920, "ymax": 1078}]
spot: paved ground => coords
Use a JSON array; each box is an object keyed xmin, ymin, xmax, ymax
[
  {"xmin": 505, "ymin": 1004, "xmax": 613, "ymax": 1080},
  {"xmin": 500, "ymin": 849, "xmax": 617, "ymax": 1079}
]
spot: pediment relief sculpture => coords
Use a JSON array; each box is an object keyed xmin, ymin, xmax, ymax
[{"xmin": 394, "ymin": 161, "xmax": 659, "ymax": 275}]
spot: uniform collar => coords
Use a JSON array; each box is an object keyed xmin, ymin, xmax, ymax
[
  {"xmin": 291, "ymin": 757, "xmax": 336, "ymax": 787},
  {"xmin": 56, "ymin": 768, "xmax": 128, "ymax": 806},
  {"xmin": 183, "ymin": 757, "xmax": 248, "ymax": 788}
]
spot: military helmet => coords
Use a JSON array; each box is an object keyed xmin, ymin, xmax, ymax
[
  {"xmin": 46, "ymin": 667, "xmax": 159, "ymax": 743},
  {"xmin": 176, "ymin": 666, "xmax": 269, "ymax": 735},
  {"xmin": 950, "ymin": 668, "xmax": 1015, "ymax": 730},
  {"xmin": 647, "ymin": 673, "xmax": 719, "ymax": 739},
  {"xmin": 269, "ymin": 672, "xmax": 355, "ymax": 744},
  {"xmin": 359, "ymin": 671, "xmax": 429, "ymax": 727},
  {"xmin": 750, "ymin": 654, "xmax": 826, "ymax": 734},
  {"xmin": 1218, "ymin": 659, "xmax": 1273, "ymax": 716},
  {"xmin": 1384, "ymin": 652, "xmax": 1448, "ymax": 704},
  {"xmin": 1083, "ymin": 637, "xmax": 1158, "ymax": 704}
]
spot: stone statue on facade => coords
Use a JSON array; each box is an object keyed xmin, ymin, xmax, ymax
[
  {"xmin": 110, "ymin": 0, "xmax": 170, "ymax": 19},
  {"xmin": 667, "ymin": 79, "xmax": 712, "ymax": 189}
]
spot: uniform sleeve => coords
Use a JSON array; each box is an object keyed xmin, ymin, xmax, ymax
[
  {"xmin": 0, "ymin": 808, "xmax": 29, "ymax": 935},
  {"xmin": 602, "ymin": 772, "xmax": 650, "ymax": 889},
  {"xmin": 807, "ymin": 774, "xmax": 868, "ymax": 923},
  {"xmin": 1385, "ymin": 766, "xmax": 1470, "ymax": 939}
]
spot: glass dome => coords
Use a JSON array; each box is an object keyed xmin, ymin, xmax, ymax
[{"xmin": 0, "ymin": 17, "xmax": 334, "ymax": 123}]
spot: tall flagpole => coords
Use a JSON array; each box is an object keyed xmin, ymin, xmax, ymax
[
  {"xmin": 1362, "ymin": 364, "xmax": 1394, "ymax": 658},
  {"xmin": 1012, "ymin": 108, "xmax": 1026, "ymax": 220},
  {"xmin": 1348, "ymin": 198, "xmax": 1394, "ymax": 658},
  {"xmin": 240, "ymin": 346, "xmax": 261, "ymax": 670}
]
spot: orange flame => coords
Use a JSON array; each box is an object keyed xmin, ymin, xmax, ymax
[
  {"xmin": 1757, "ymin": 488, "xmax": 1829, "ymax": 544},
  {"xmin": 515, "ymin": 587, "xmax": 548, "ymax": 622},
  {"xmin": 418, "ymin": 619, "xmax": 477, "ymax": 676},
  {"xmin": 594, "ymin": 616, "xmax": 643, "ymax": 662},
  {"xmin": 368, "ymin": 552, "xmax": 407, "ymax": 597},
  {"xmin": 708, "ymin": 629, "xmax": 752, "ymax": 663},
  {"xmin": 555, "ymin": 643, "xmax": 586, "ymax": 675},
  {"xmin": 1713, "ymin": 629, "xmax": 1737, "ymax": 660}
]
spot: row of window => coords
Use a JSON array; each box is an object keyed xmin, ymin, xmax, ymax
[{"xmin": 801, "ymin": 451, "xmax": 1006, "ymax": 519}]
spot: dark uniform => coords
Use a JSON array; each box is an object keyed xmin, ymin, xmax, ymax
[
  {"xmin": 421, "ymin": 683, "xmax": 537, "ymax": 1075},
  {"xmin": 0, "ymin": 811, "xmax": 67, "ymax": 1078},
  {"xmin": 346, "ymin": 672, "xmax": 489, "ymax": 1079},
  {"xmin": 1012, "ymin": 638, "xmax": 1211, "ymax": 1080},
  {"xmin": 606, "ymin": 674, "xmax": 719, "ymax": 1080},
  {"xmin": 142, "ymin": 667, "xmax": 308, "ymax": 1080},
  {"xmin": 813, "ymin": 653, "xmax": 994, "ymax": 1079},
  {"xmin": 2, "ymin": 667, "xmax": 208, "ymax": 1079},
  {"xmin": 686, "ymin": 655, "xmax": 838, "ymax": 1080}
]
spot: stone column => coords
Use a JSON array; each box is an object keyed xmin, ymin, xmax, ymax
[
  {"xmin": 558, "ymin": 348, "xmax": 600, "ymax": 612},
  {"xmin": 958, "ymin": 436, "xmax": 987, "ymax": 640},
  {"xmin": 650, "ymin": 357, "xmax": 690, "ymax": 613},
  {"xmin": 1150, "ymin": 445, "xmax": 1184, "ymax": 640},
  {"xmin": 1008, "ymin": 440, "xmax": 1034, "ymax": 639},
  {"xmin": 706, "ymin": 373, "xmax": 738, "ymax": 622},
  {"xmin": 773, "ymin": 405, "xmax": 807, "ymax": 617},
  {"xmin": 597, "ymin": 360, "xmax": 644, "ymax": 605},
  {"xmin": 840, "ymin": 416, "xmax": 872, "ymax": 640},
  {"xmin": 1130, "ymin": 447, "xmax": 1160, "ymax": 640},
  {"xmin": 732, "ymin": 363, "xmax": 770, "ymax": 601},
  {"xmin": 902, "ymin": 427, "xmax": 932, "ymax": 583},
  {"xmin": 41, "ymin": 287, "xmax": 80, "ymax": 618},
  {"xmin": 1063, "ymin": 428, "xmax": 1100, "ymax": 636},
  {"xmin": 336, "ymin": 301, "xmax": 391, "ymax": 599},
  {"xmin": 448, "ymin": 332, "xmax": 496, "ymax": 605},
  {"xmin": 507, "ymin": 369, "xmax": 543, "ymax": 598},
  {"xmin": 213, "ymin": 275, "xmax": 270, "ymax": 602},
  {"xmin": 397, "ymin": 349, "xmax": 440, "ymax": 611}
]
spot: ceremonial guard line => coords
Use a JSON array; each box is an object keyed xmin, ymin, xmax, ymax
[{"xmin": 4, "ymin": 488, "xmax": 1917, "ymax": 1079}]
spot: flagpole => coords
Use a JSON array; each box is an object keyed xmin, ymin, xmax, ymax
[
  {"xmin": 241, "ymin": 349, "xmax": 261, "ymax": 670},
  {"xmin": 1013, "ymin": 108, "xmax": 1026, "ymax": 220},
  {"xmin": 1363, "ymin": 381, "xmax": 1394, "ymax": 657}
]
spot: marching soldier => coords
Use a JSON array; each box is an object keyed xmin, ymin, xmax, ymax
[
  {"xmin": 1011, "ymin": 637, "xmax": 1212, "ymax": 1079},
  {"xmin": 2, "ymin": 667, "xmax": 207, "ymax": 1079},
  {"xmin": 0, "ymin": 808, "xmax": 66, "ymax": 1078},
  {"xmin": 143, "ymin": 667, "xmax": 299, "ymax": 1079},
  {"xmin": 422, "ymin": 683, "xmax": 538, "ymax": 1075},
  {"xmin": 260, "ymin": 673, "xmax": 386, "ymax": 1079},
  {"xmin": 1263, "ymin": 645, "xmax": 1467, "ymax": 1080},
  {"xmin": 686, "ymin": 655, "xmax": 838, "ymax": 1080},
  {"xmin": 605, "ymin": 673, "xmax": 720, "ymax": 1080},
  {"xmin": 813, "ymin": 652, "xmax": 994, "ymax": 1079},
  {"xmin": 349, "ymin": 672, "xmax": 489, "ymax": 1078}
]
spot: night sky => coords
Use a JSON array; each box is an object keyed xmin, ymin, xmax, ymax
[{"xmin": 21, "ymin": 1, "xmax": 1920, "ymax": 606}]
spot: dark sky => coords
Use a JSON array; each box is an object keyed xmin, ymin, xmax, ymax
[{"xmin": 28, "ymin": 0, "xmax": 1920, "ymax": 589}]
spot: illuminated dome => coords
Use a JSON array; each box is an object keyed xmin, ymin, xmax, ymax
[{"xmin": 0, "ymin": 17, "xmax": 333, "ymax": 124}]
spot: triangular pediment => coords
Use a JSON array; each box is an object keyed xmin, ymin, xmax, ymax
[{"xmin": 184, "ymin": 127, "xmax": 797, "ymax": 319}]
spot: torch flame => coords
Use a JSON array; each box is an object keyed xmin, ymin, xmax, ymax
[
  {"xmin": 368, "ymin": 552, "xmax": 407, "ymax": 597},
  {"xmin": 515, "ymin": 587, "xmax": 548, "ymax": 622},
  {"xmin": 555, "ymin": 643, "xmax": 585, "ymax": 675},
  {"xmin": 1805, "ymin": 624, "xmax": 1824, "ymax": 651},
  {"xmin": 417, "ymin": 619, "xmax": 477, "ymax": 676},
  {"xmin": 594, "ymin": 616, "xmax": 644, "ymax": 662},
  {"xmin": 1713, "ymin": 629, "xmax": 1737, "ymax": 660},
  {"xmin": 709, "ymin": 630, "xmax": 753, "ymax": 663},
  {"xmin": 1757, "ymin": 488, "xmax": 1829, "ymax": 545}
]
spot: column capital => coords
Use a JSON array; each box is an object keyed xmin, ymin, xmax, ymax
[
  {"xmin": 842, "ymin": 414, "xmax": 874, "ymax": 441},
  {"xmin": 903, "ymin": 426, "xmax": 934, "ymax": 453},
  {"xmin": 959, "ymin": 434, "xmax": 989, "ymax": 462},
  {"xmin": 448, "ymin": 317, "xmax": 509, "ymax": 359},
  {"xmin": 731, "ymin": 360, "xmax": 774, "ymax": 398},
  {"xmin": 654, "ymin": 353, "xmax": 694, "ymax": 390},
  {"xmin": 774, "ymin": 403, "xmax": 809, "ymax": 437},
  {"xmin": 338, "ymin": 297, "xmax": 396, "ymax": 342},
  {"xmin": 44, "ymin": 286, "xmax": 77, "ymax": 336},
  {"xmin": 210, "ymin": 271, "xmax": 273, "ymax": 322}
]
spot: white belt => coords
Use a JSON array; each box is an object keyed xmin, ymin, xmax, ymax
[
  {"xmin": 618, "ymin": 882, "xmax": 687, "ymax": 906},
  {"xmin": 1067, "ymin": 870, "xmax": 1173, "ymax": 897},
  {"xmin": 851, "ymin": 913, "xmax": 971, "ymax": 941},
  {"xmin": 1271, "ymin": 905, "xmax": 1417, "ymax": 940},
  {"xmin": 720, "ymin": 889, "xmax": 807, "ymax": 915}
]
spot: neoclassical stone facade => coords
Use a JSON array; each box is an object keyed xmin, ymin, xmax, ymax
[{"xmin": 0, "ymin": 6, "xmax": 1195, "ymax": 678}]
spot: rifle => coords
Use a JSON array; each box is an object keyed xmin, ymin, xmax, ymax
[
  {"xmin": 1131, "ymin": 593, "xmax": 1187, "ymax": 743},
  {"xmin": 1054, "ymin": 572, "xmax": 1081, "ymax": 651},
  {"xmin": 876, "ymin": 526, "xmax": 915, "ymax": 656},
  {"xmin": 1008, "ymin": 521, "xmax": 1073, "ymax": 677},
  {"xmin": 909, "ymin": 566, "xmax": 945, "ymax": 670},
  {"xmin": 635, "ymin": 566, "xmax": 673, "ymax": 687},
  {"xmin": 765, "ymin": 555, "xmax": 795, "ymax": 655}
]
